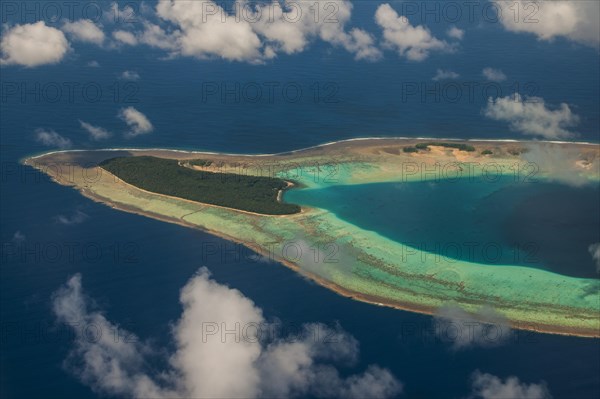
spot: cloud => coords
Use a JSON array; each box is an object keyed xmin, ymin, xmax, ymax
[
  {"xmin": 62, "ymin": 19, "xmax": 105, "ymax": 45},
  {"xmin": 118, "ymin": 107, "xmax": 154, "ymax": 137},
  {"xmin": 432, "ymin": 69, "xmax": 459, "ymax": 81},
  {"xmin": 493, "ymin": 1, "xmax": 599, "ymax": 47},
  {"xmin": 113, "ymin": 30, "xmax": 138, "ymax": 46},
  {"xmin": 469, "ymin": 370, "xmax": 552, "ymax": 399},
  {"xmin": 588, "ymin": 243, "xmax": 600, "ymax": 273},
  {"xmin": 482, "ymin": 67, "xmax": 507, "ymax": 82},
  {"xmin": 128, "ymin": 0, "xmax": 380, "ymax": 62},
  {"xmin": 87, "ymin": 60, "xmax": 100, "ymax": 67},
  {"xmin": 154, "ymin": 0, "xmax": 265, "ymax": 62},
  {"xmin": 375, "ymin": 3, "xmax": 453, "ymax": 61},
  {"xmin": 0, "ymin": 22, "xmax": 70, "ymax": 67},
  {"xmin": 447, "ymin": 26, "xmax": 464, "ymax": 40},
  {"xmin": 12, "ymin": 231, "xmax": 26, "ymax": 243},
  {"xmin": 104, "ymin": 2, "xmax": 141, "ymax": 25},
  {"xmin": 35, "ymin": 129, "xmax": 72, "ymax": 148},
  {"xmin": 521, "ymin": 143, "xmax": 594, "ymax": 187},
  {"xmin": 55, "ymin": 209, "xmax": 89, "ymax": 225},
  {"xmin": 434, "ymin": 305, "xmax": 512, "ymax": 350},
  {"xmin": 483, "ymin": 94, "xmax": 579, "ymax": 139},
  {"xmin": 52, "ymin": 268, "xmax": 402, "ymax": 399},
  {"xmin": 138, "ymin": 22, "xmax": 179, "ymax": 51},
  {"xmin": 52, "ymin": 274, "xmax": 165, "ymax": 398},
  {"xmin": 248, "ymin": 0, "xmax": 382, "ymax": 61},
  {"xmin": 343, "ymin": 28, "xmax": 383, "ymax": 61},
  {"xmin": 79, "ymin": 120, "xmax": 112, "ymax": 140},
  {"xmin": 119, "ymin": 70, "xmax": 140, "ymax": 81}
]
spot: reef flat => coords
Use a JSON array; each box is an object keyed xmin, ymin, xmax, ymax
[{"xmin": 24, "ymin": 138, "xmax": 600, "ymax": 337}]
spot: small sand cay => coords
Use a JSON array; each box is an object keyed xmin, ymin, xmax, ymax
[{"xmin": 24, "ymin": 138, "xmax": 600, "ymax": 337}]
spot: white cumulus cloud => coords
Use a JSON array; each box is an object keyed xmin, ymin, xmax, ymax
[
  {"xmin": 470, "ymin": 370, "xmax": 552, "ymax": 399},
  {"xmin": 55, "ymin": 209, "xmax": 89, "ymax": 225},
  {"xmin": 342, "ymin": 28, "xmax": 382, "ymax": 61},
  {"xmin": 493, "ymin": 1, "xmax": 600, "ymax": 47},
  {"xmin": 62, "ymin": 19, "xmax": 105, "ymax": 45},
  {"xmin": 138, "ymin": 22, "xmax": 179, "ymax": 51},
  {"xmin": 52, "ymin": 268, "xmax": 403, "ymax": 399},
  {"xmin": 129, "ymin": 0, "xmax": 380, "ymax": 62},
  {"xmin": 79, "ymin": 120, "xmax": 112, "ymax": 140},
  {"xmin": 447, "ymin": 26, "xmax": 464, "ymax": 40},
  {"xmin": 12, "ymin": 231, "xmax": 26, "ymax": 243},
  {"xmin": 113, "ymin": 30, "xmax": 138, "ymax": 46},
  {"xmin": 120, "ymin": 70, "xmax": 140, "ymax": 80},
  {"xmin": 118, "ymin": 107, "xmax": 154, "ymax": 138},
  {"xmin": 1, "ymin": 22, "xmax": 70, "ymax": 67},
  {"xmin": 484, "ymin": 94, "xmax": 579, "ymax": 139},
  {"xmin": 35, "ymin": 129, "xmax": 72, "ymax": 148},
  {"xmin": 434, "ymin": 306, "xmax": 512, "ymax": 350},
  {"xmin": 248, "ymin": 0, "xmax": 382, "ymax": 61},
  {"xmin": 482, "ymin": 67, "xmax": 507, "ymax": 82},
  {"xmin": 433, "ymin": 69, "xmax": 460, "ymax": 81},
  {"xmin": 154, "ymin": 0, "xmax": 265, "ymax": 62},
  {"xmin": 521, "ymin": 143, "xmax": 591, "ymax": 187},
  {"xmin": 375, "ymin": 3, "xmax": 453, "ymax": 61}
]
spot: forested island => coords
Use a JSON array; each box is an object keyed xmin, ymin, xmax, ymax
[{"xmin": 100, "ymin": 156, "xmax": 300, "ymax": 215}]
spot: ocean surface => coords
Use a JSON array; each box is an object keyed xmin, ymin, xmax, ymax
[{"xmin": 1, "ymin": 1, "xmax": 600, "ymax": 398}]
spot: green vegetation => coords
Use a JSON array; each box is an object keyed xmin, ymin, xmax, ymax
[
  {"xmin": 422, "ymin": 142, "xmax": 476, "ymax": 151},
  {"xmin": 508, "ymin": 148, "xmax": 529, "ymax": 156},
  {"xmin": 189, "ymin": 159, "xmax": 213, "ymax": 167},
  {"xmin": 405, "ymin": 142, "xmax": 476, "ymax": 153},
  {"xmin": 481, "ymin": 150, "xmax": 493, "ymax": 155},
  {"xmin": 100, "ymin": 156, "xmax": 300, "ymax": 215}
]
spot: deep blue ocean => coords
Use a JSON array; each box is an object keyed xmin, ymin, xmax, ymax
[{"xmin": 1, "ymin": 1, "xmax": 599, "ymax": 398}]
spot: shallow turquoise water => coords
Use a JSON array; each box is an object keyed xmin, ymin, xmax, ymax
[{"xmin": 285, "ymin": 177, "xmax": 600, "ymax": 278}]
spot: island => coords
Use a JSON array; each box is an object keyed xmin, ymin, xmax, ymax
[
  {"xmin": 23, "ymin": 138, "xmax": 600, "ymax": 337},
  {"xmin": 100, "ymin": 156, "xmax": 300, "ymax": 215}
]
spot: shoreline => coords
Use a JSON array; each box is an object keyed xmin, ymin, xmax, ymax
[
  {"xmin": 23, "ymin": 136, "xmax": 599, "ymax": 161},
  {"xmin": 22, "ymin": 140, "xmax": 600, "ymax": 338}
]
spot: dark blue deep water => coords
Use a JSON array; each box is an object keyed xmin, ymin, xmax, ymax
[{"xmin": 1, "ymin": 1, "xmax": 599, "ymax": 398}]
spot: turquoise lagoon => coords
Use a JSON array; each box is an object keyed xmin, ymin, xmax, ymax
[{"xmin": 285, "ymin": 176, "xmax": 600, "ymax": 279}]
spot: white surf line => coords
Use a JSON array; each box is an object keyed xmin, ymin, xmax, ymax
[{"xmin": 24, "ymin": 137, "xmax": 598, "ymax": 161}]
